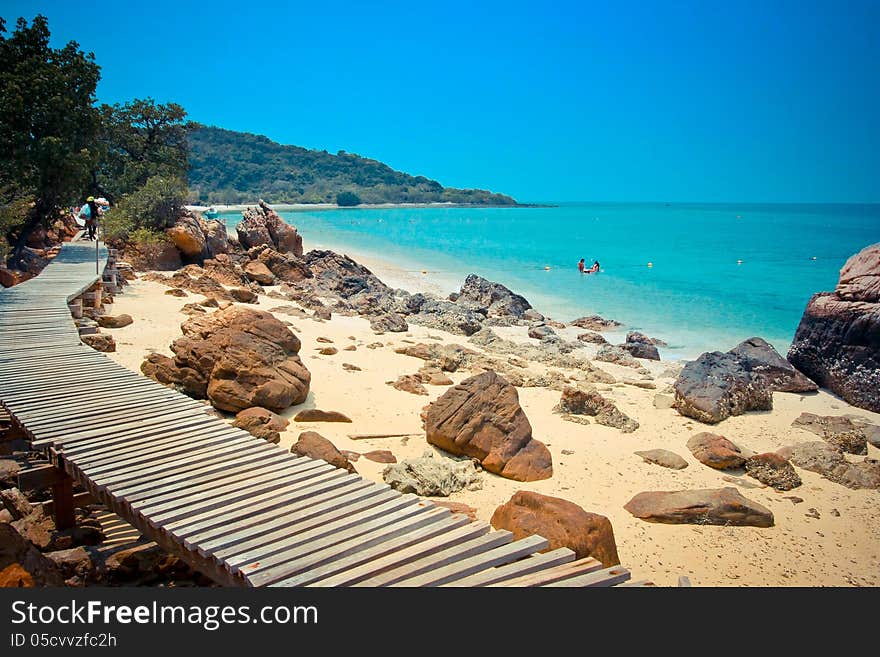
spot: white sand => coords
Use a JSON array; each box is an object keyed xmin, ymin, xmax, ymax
[{"xmin": 104, "ymin": 271, "xmax": 880, "ymax": 588}]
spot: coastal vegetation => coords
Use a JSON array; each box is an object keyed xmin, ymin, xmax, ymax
[{"xmin": 187, "ymin": 126, "xmax": 518, "ymax": 206}]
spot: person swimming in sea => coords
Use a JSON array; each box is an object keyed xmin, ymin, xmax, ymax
[
  {"xmin": 578, "ymin": 258, "xmax": 586, "ymax": 273},
  {"xmin": 588, "ymin": 260, "xmax": 600, "ymax": 273}
]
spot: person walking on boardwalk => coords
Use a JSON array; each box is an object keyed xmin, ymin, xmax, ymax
[{"xmin": 76, "ymin": 196, "xmax": 104, "ymax": 240}]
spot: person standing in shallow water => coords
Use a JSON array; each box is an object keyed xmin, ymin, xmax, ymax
[{"xmin": 578, "ymin": 258, "xmax": 586, "ymax": 273}]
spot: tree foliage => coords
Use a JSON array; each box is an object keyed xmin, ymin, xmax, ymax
[
  {"xmin": 189, "ymin": 126, "xmax": 517, "ymax": 206},
  {"xmin": 97, "ymin": 98, "xmax": 188, "ymax": 201},
  {"xmin": 336, "ymin": 191, "xmax": 361, "ymax": 206},
  {"xmin": 0, "ymin": 15, "xmax": 101, "ymax": 257},
  {"xmin": 101, "ymin": 175, "xmax": 188, "ymax": 244}
]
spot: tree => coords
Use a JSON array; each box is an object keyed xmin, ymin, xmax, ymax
[
  {"xmin": 96, "ymin": 98, "xmax": 189, "ymax": 201},
  {"xmin": 0, "ymin": 15, "xmax": 101, "ymax": 261},
  {"xmin": 336, "ymin": 191, "xmax": 361, "ymax": 206}
]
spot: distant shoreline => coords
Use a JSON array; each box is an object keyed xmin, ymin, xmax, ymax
[{"xmin": 187, "ymin": 201, "xmax": 552, "ymax": 213}]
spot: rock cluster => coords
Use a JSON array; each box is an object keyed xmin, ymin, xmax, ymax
[{"xmin": 554, "ymin": 385, "xmax": 639, "ymax": 432}]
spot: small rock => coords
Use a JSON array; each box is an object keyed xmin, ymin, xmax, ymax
[
  {"xmin": 291, "ymin": 431, "xmax": 356, "ymax": 473},
  {"xmin": 293, "ymin": 409, "xmax": 352, "ymax": 423},
  {"xmin": 634, "ymin": 449, "xmax": 688, "ymax": 470},
  {"xmin": 314, "ymin": 308, "xmax": 332, "ymax": 321},
  {"xmin": 624, "ymin": 488, "xmax": 774, "ymax": 527},
  {"xmin": 745, "ymin": 452, "xmax": 802, "ymax": 490},
  {"xmin": 316, "ymin": 336, "xmax": 334, "ymax": 343},
  {"xmin": 387, "ymin": 375, "xmax": 428, "ymax": 396},
  {"xmin": 318, "ymin": 346, "xmax": 338, "ymax": 355},
  {"xmin": 366, "ymin": 342, "xmax": 383, "ymax": 349},
  {"xmin": 342, "ymin": 363, "xmax": 362, "ymax": 371},
  {"xmin": 230, "ymin": 287, "xmax": 258, "ymax": 303},
  {"xmin": 343, "ymin": 345, "xmax": 357, "ymax": 351},
  {"xmin": 382, "ymin": 452, "xmax": 482, "ymax": 496},
  {"xmin": 687, "ymin": 432, "xmax": 746, "ymax": 470},
  {"xmin": 363, "ymin": 450, "xmax": 397, "ymax": 464},
  {"xmin": 164, "ymin": 288, "xmax": 188, "ymax": 297},
  {"xmin": 432, "ymin": 501, "xmax": 478, "ymax": 521},
  {"xmin": 805, "ymin": 508, "xmax": 821, "ymax": 519},
  {"xmin": 653, "ymin": 393, "xmax": 674, "ymax": 409},
  {"xmin": 96, "ymin": 314, "xmax": 133, "ymax": 329},
  {"xmin": 81, "ymin": 333, "xmax": 115, "ymax": 352}
]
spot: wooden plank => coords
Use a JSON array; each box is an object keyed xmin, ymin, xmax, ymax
[
  {"xmin": 155, "ymin": 465, "xmax": 345, "ymax": 535},
  {"xmin": 306, "ymin": 520, "xmax": 493, "ymax": 587},
  {"xmin": 441, "ymin": 547, "xmax": 577, "ymax": 587},
  {"xmin": 17, "ymin": 464, "xmax": 68, "ymax": 490},
  {"xmin": 389, "ymin": 534, "xmax": 549, "ymax": 587},
  {"xmin": 541, "ymin": 565, "xmax": 631, "ymax": 587},
  {"xmin": 36, "ymin": 407, "xmax": 219, "ymax": 444},
  {"xmin": 23, "ymin": 395, "xmax": 202, "ymax": 432},
  {"xmin": 170, "ymin": 470, "xmax": 365, "ymax": 543},
  {"xmin": 194, "ymin": 480, "xmax": 385, "ymax": 555},
  {"xmin": 244, "ymin": 505, "xmax": 449, "ymax": 587},
  {"xmin": 487, "ymin": 557, "xmax": 605, "ymax": 587},
  {"xmin": 216, "ymin": 491, "xmax": 420, "ymax": 570},
  {"xmin": 353, "ymin": 531, "xmax": 514, "ymax": 587}
]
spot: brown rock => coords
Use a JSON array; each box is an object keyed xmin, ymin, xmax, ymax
[
  {"xmin": 570, "ymin": 315, "xmax": 623, "ymax": 331},
  {"xmin": 387, "ymin": 375, "xmax": 428, "ymax": 396},
  {"xmin": 745, "ymin": 452, "xmax": 802, "ymax": 490},
  {"xmin": 167, "ymin": 306, "xmax": 310, "ymax": 412},
  {"xmin": 423, "ymin": 370, "xmax": 552, "ymax": 482},
  {"xmin": 96, "ymin": 314, "xmax": 133, "ymax": 329},
  {"xmin": 291, "ymin": 431, "xmax": 356, "ymax": 473},
  {"xmin": 244, "ymin": 260, "xmax": 276, "ymax": 285},
  {"xmin": 166, "ymin": 211, "xmax": 206, "ymax": 257},
  {"xmin": 342, "ymin": 363, "xmax": 361, "ymax": 371},
  {"xmin": 314, "ymin": 308, "xmax": 332, "ymax": 321},
  {"xmin": 432, "ymin": 501, "xmax": 478, "ymax": 521},
  {"xmin": 230, "ymin": 287, "xmax": 258, "ymax": 304},
  {"xmin": 318, "ymin": 346, "xmax": 338, "ymax": 355},
  {"xmin": 165, "ymin": 288, "xmax": 188, "ymax": 297},
  {"xmin": 577, "ymin": 331, "xmax": 608, "ymax": 344},
  {"xmin": 788, "ymin": 243, "xmax": 880, "ymax": 412},
  {"xmin": 624, "ymin": 488, "xmax": 774, "ymax": 527},
  {"xmin": 788, "ymin": 441, "xmax": 880, "ymax": 489},
  {"xmin": 417, "ymin": 364, "xmax": 454, "ymax": 386},
  {"xmin": 0, "ymin": 488, "xmax": 33, "ymax": 520},
  {"xmin": 293, "ymin": 409, "xmax": 352, "ymax": 423},
  {"xmin": 237, "ymin": 200, "xmax": 303, "ymax": 255},
  {"xmin": 363, "ymin": 450, "xmax": 397, "ymax": 464},
  {"xmin": 0, "ymin": 524, "xmax": 64, "ymax": 587},
  {"xmin": 687, "ymin": 432, "xmax": 746, "ymax": 470},
  {"xmin": 232, "ymin": 406, "xmax": 289, "ymax": 443},
  {"xmin": 141, "ymin": 353, "xmax": 208, "ymax": 398},
  {"xmin": 81, "ymin": 333, "xmax": 115, "ymax": 352},
  {"xmin": 490, "ymin": 491, "xmax": 620, "ymax": 566},
  {"xmin": 634, "ymin": 449, "xmax": 688, "ymax": 470},
  {"xmin": 728, "ymin": 337, "xmax": 817, "ymax": 392},
  {"xmin": 554, "ymin": 385, "xmax": 639, "ymax": 432},
  {"xmin": 791, "ymin": 412, "xmax": 870, "ymax": 455}
]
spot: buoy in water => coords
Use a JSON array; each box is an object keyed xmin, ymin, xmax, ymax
[
  {"xmin": 647, "ymin": 262, "xmax": 653, "ymax": 268},
  {"xmin": 421, "ymin": 270, "xmax": 427, "ymax": 274},
  {"xmin": 737, "ymin": 259, "xmax": 743, "ymax": 265},
  {"xmin": 544, "ymin": 266, "xmax": 551, "ymax": 270},
  {"xmin": 811, "ymin": 256, "xmax": 817, "ymax": 261}
]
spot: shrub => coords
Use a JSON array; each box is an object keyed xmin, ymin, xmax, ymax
[{"xmin": 336, "ymin": 191, "xmax": 361, "ymax": 207}]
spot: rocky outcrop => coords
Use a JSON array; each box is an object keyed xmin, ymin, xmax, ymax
[
  {"xmin": 786, "ymin": 442, "xmax": 880, "ymax": 490},
  {"xmin": 166, "ymin": 210, "xmax": 207, "ymax": 257},
  {"xmin": 577, "ymin": 331, "xmax": 608, "ymax": 344},
  {"xmin": 291, "ymin": 431, "xmax": 356, "ymax": 473},
  {"xmin": 423, "ymin": 370, "xmax": 553, "ymax": 482},
  {"xmin": 244, "ymin": 260, "xmax": 275, "ymax": 285},
  {"xmin": 457, "ymin": 274, "xmax": 533, "ymax": 318},
  {"xmin": 745, "ymin": 452, "xmax": 801, "ymax": 490},
  {"xmin": 527, "ymin": 324, "xmax": 556, "ymax": 340},
  {"xmin": 791, "ymin": 412, "xmax": 876, "ymax": 454},
  {"xmin": 620, "ymin": 332, "xmax": 660, "ymax": 360},
  {"xmin": 387, "ymin": 375, "xmax": 428, "ymax": 396},
  {"xmin": 788, "ymin": 243, "xmax": 880, "ymax": 412},
  {"xmin": 144, "ymin": 306, "xmax": 310, "ymax": 413},
  {"xmin": 595, "ymin": 345, "xmax": 641, "ymax": 369},
  {"xmin": 672, "ymin": 351, "xmax": 773, "ymax": 424},
  {"xmin": 686, "ymin": 432, "xmax": 747, "ymax": 470},
  {"xmin": 729, "ymin": 337, "xmax": 817, "ymax": 393},
  {"xmin": 570, "ymin": 315, "xmax": 623, "ymax": 331},
  {"xmin": 490, "ymin": 491, "xmax": 620, "ymax": 566},
  {"xmin": 634, "ymin": 449, "xmax": 688, "ymax": 469},
  {"xmin": 370, "ymin": 313, "xmax": 408, "ymax": 333},
  {"xmin": 624, "ymin": 488, "xmax": 774, "ymax": 527},
  {"xmin": 141, "ymin": 353, "xmax": 207, "ymax": 398},
  {"xmin": 237, "ymin": 200, "xmax": 303, "ymax": 255},
  {"xmin": 382, "ymin": 451, "xmax": 481, "ymax": 496},
  {"xmin": 554, "ymin": 385, "xmax": 639, "ymax": 432},
  {"xmin": 255, "ymin": 247, "xmax": 312, "ymax": 283},
  {"xmin": 410, "ymin": 299, "xmax": 485, "ymax": 336},
  {"xmin": 302, "ymin": 250, "xmax": 389, "ymax": 299},
  {"xmin": 0, "ymin": 523, "xmax": 64, "ymax": 587},
  {"xmin": 232, "ymin": 406, "xmax": 289, "ymax": 443}
]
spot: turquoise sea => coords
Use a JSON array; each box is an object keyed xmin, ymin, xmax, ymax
[{"xmin": 230, "ymin": 203, "xmax": 879, "ymax": 360}]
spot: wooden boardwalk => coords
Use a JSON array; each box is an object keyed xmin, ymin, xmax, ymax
[{"xmin": 0, "ymin": 241, "xmax": 635, "ymax": 587}]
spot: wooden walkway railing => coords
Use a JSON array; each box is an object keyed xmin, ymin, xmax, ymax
[{"xmin": 0, "ymin": 241, "xmax": 636, "ymax": 587}]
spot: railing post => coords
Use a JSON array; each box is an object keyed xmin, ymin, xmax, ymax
[{"xmin": 51, "ymin": 473, "xmax": 76, "ymax": 530}]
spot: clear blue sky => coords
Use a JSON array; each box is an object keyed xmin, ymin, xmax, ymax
[{"xmin": 4, "ymin": 0, "xmax": 879, "ymax": 202}]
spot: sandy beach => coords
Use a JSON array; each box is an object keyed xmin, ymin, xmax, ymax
[{"xmin": 101, "ymin": 240, "xmax": 880, "ymax": 588}]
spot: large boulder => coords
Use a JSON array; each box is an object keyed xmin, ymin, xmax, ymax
[
  {"xmin": 410, "ymin": 299, "xmax": 485, "ymax": 336},
  {"xmin": 141, "ymin": 353, "xmax": 208, "ymax": 398},
  {"xmin": 256, "ymin": 247, "xmax": 312, "ymax": 283},
  {"xmin": 554, "ymin": 385, "xmax": 638, "ymax": 432},
  {"xmin": 302, "ymin": 250, "xmax": 391, "ymax": 299},
  {"xmin": 423, "ymin": 370, "xmax": 553, "ymax": 481},
  {"xmin": 729, "ymin": 337, "xmax": 817, "ymax": 392},
  {"xmin": 291, "ymin": 431, "xmax": 356, "ymax": 473},
  {"xmin": 370, "ymin": 313, "xmax": 408, "ymax": 333},
  {"xmin": 788, "ymin": 243, "xmax": 880, "ymax": 412},
  {"xmin": 673, "ymin": 351, "xmax": 773, "ymax": 423},
  {"xmin": 620, "ymin": 332, "xmax": 660, "ymax": 360},
  {"xmin": 203, "ymin": 219, "xmax": 229, "ymax": 256},
  {"xmin": 0, "ymin": 524, "xmax": 64, "ymax": 587},
  {"xmin": 686, "ymin": 432, "xmax": 746, "ymax": 470},
  {"xmin": 490, "ymin": 491, "xmax": 620, "ymax": 566},
  {"xmin": 382, "ymin": 451, "xmax": 481, "ymax": 496},
  {"xmin": 155, "ymin": 306, "xmax": 310, "ymax": 413},
  {"xmin": 457, "ymin": 274, "xmax": 533, "ymax": 318},
  {"xmin": 570, "ymin": 315, "xmax": 622, "ymax": 331},
  {"xmin": 244, "ymin": 260, "xmax": 276, "ymax": 285},
  {"xmin": 237, "ymin": 200, "xmax": 303, "ymax": 255},
  {"xmin": 96, "ymin": 314, "xmax": 133, "ymax": 329},
  {"xmin": 166, "ymin": 210, "xmax": 207, "ymax": 257},
  {"xmin": 624, "ymin": 488, "xmax": 774, "ymax": 527}
]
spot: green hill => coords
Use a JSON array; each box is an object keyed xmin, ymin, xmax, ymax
[{"xmin": 187, "ymin": 126, "xmax": 518, "ymax": 206}]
